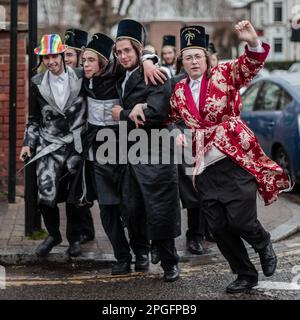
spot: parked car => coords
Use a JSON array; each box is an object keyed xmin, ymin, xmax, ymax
[
  {"xmin": 255, "ymin": 68, "xmax": 270, "ymax": 78},
  {"xmin": 240, "ymin": 74, "xmax": 300, "ymax": 183},
  {"xmin": 288, "ymin": 62, "xmax": 300, "ymax": 73},
  {"xmin": 270, "ymin": 69, "xmax": 289, "ymax": 77},
  {"xmin": 240, "ymin": 68, "xmax": 271, "ymax": 95}
]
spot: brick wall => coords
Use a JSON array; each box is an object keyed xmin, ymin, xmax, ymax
[{"xmin": 0, "ymin": 30, "xmax": 27, "ymax": 192}]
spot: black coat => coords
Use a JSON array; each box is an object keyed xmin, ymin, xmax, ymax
[
  {"xmin": 68, "ymin": 62, "xmax": 124, "ymax": 206},
  {"xmin": 170, "ymin": 70, "xmax": 199, "ymax": 209},
  {"xmin": 116, "ymin": 68, "xmax": 181, "ymax": 240},
  {"xmin": 170, "ymin": 71, "xmax": 186, "ymax": 92},
  {"xmin": 175, "ymin": 120, "xmax": 199, "ymax": 208}
]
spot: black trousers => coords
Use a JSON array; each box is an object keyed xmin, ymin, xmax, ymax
[
  {"xmin": 77, "ymin": 161, "xmax": 95, "ymax": 239},
  {"xmin": 152, "ymin": 239, "xmax": 179, "ymax": 270},
  {"xmin": 39, "ymin": 203, "xmax": 82, "ymax": 244},
  {"xmin": 99, "ymin": 204, "xmax": 132, "ymax": 263},
  {"xmin": 196, "ymin": 157, "xmax": 270, "ymax": 280},
  {"xmin": 125, "ymin": 207, "xmax": 151, "ymax": 257},
  {"xmin": 122, "ymin": 171, "xmax": 178, "ymax": 268},
  {"xmin": 186, "ymin": 207, "xmax": 205, "ymax": 241},
  {"xmin": 78, "ymin": 207, "xmax": 95, "ymax": 239},
  {"xmin": 63, "ymin": 159, "xmax": 96, "ymax": 240},
  {"xmin": 125, "ymin": 203, "xmax": 178, "ymax": 269},
  {"xmin": 120, "ymin": 168, "xmax": 151, "ymax": 256}
]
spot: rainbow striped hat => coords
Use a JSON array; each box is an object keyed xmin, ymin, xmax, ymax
[{"xmin": 34, "ymin": 34, "xmax": 67, "ymax": 55}]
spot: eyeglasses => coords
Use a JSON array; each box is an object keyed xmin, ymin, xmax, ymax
[
  {"xmin": 182, "ymin": 54, "xmax": 206, "ymax": 63},
  {"xmin": 114, "ymin": 47, "xmax": 134, "ymax": 58}
]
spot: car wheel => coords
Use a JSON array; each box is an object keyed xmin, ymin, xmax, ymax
[{"xmin": 274, "ymin": 146, "xmax": 292, "ymax": 179}]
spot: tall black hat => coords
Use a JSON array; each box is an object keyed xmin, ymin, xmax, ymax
[
  {"xmin": 162, "ymin": 35, "xmax": 176, "ymax": 47},
  {"xmin": 64, "ymin": 29, "xmax": 88, "ymax": 51},
  {"xmin": 180, "ymin": 25, "xmax": 207, "ymax": 52},
  {"xmin": 116, "ymin": 19, "xmax": 145, "ymax": 45},
  {"xmin": 85, "ymin": 33, "xmax": 114, "ymax": 61},
  {"xmin": 208, "ymin": 42, "xmax": 217, "ymax": 54}
]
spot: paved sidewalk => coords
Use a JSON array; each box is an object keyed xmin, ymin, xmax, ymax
[{"xmin": 0, "ymin": 193, "xmax": 300, "ymax": 265}]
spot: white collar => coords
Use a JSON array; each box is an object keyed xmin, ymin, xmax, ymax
[
  {"xmin": 49, "ymin": 70, "xmax": 68, "ymax": 82},
  {"xmin": 125, "ymin": 66, "xmax": 139, "ymax": 79},
  {"xmin": 189, "ymin": 75, "xmax": 203, "ymax": 87}
]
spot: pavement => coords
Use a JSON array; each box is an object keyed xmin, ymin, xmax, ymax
[{"xmin": 0, "ymin": 192, "xmax": 300, "ymax": 266}]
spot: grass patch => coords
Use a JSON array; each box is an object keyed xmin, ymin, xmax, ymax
[
  {"xmin": 27, "ymin": 229, "xmax": 48, "ymax": 240},
  {"xmin": 0, "ymin": 192, "xmax": 8, "ymax": 201}
]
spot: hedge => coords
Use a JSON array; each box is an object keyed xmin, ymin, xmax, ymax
[{"xmin": 264, "ymin": 61, "xmax": 298, "ymax": 71}]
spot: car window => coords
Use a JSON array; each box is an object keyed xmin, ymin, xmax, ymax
[
  {"xmin": 241, "ymin": 83, "xmax": 261, "ymax": 112},
  {"xmin": 278, "ymin": 89, "xmax": 293, "ymax": 110},
  {"xmin": 255, "ymin": 82, "xmax": 281, "ymax": 111},
  {"xmin": 288, "ymin": 63, "xmax": 300, "ymax": 72}
]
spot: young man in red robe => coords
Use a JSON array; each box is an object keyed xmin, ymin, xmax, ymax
[{"xmin": 169, "ymin": 20, "xmax": 291, "ymax": 293}]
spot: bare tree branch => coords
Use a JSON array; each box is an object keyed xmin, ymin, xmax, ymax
[
  {"xmin": 79, "ymin": 0, "xmax": 136, "ymax": 35},
  {"xmin": 40, "ymin": 0, "xmax": 50, "ymax": 26},
  {"xmin": 118, "ymin": 0, "xmax": 125, "ymax": 15},
  {"xmin": 125, "ymin": 0, "xmax": 135, "ymax": 16}
]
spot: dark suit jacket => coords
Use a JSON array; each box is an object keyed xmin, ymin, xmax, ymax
[
  {"xmin": 116, "ymin": 68, "xmax": 172, "ymax": 129},
  {"xmin": 116, "ymin": 67, "xmax": 181, "ymax": 240}
]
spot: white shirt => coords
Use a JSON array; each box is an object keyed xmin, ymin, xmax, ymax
[
  {"xmin": 49, "ymin": 70, "xmax": 70, "ymax": 110},
  {"xmin": 89, "ymin": 78, "xmax": 93, "ymax": 89},
  {"xmin": 248, "ymin": 40, "xmax": 265, "ymax": 53},
  {"xmin": 122, "ymin": 67, "xmax": 139, "ymax": 96},
  {"xmin": 189, "ymin": 76, "xmax": 202, "ymax": 109}
]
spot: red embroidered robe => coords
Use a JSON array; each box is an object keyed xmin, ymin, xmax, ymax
[{"xmin": 169, "ymin": 43, "xmax": 290, "ymax": 206}]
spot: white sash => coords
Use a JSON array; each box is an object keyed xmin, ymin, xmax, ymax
[{"xmin": 87, "ymin": 97, "xmax": 120, "ymax": 126}]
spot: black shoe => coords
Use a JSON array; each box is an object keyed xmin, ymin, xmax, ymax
[
  {"xmin": 35, "ymin": 236, "xmax": 62, "ymax": 257},
  {"xmin": 258, "ymin": 241, "xmax": 277, "ymax": 277},
  {"xmin": 151, "ymin": 247, "xmax": 160, "ymax": 265},
  {"xmin": 226, "ymin": 277, "xmax": 258, "ymax": 294},
  {"xmin": 111, "ymin": 261, "xmax": 131, "ymax": 275},
  {"xmin": 135, "ymin": 254, "xmax": 150, "ymax": 272},
  {"xmin": 187, "ymin": 240, "xmax": 204, "ymax": 255},
  {"xmin": 67, "ymin": 241, "xmax": 81, "ymax": 257},
  {"xmin": 163, "ymin": 265, "xmax": 180, "ymax": 282},
  {"xmin": 79, "ymin": 234, "xmax": 94, "ymax": 244}
]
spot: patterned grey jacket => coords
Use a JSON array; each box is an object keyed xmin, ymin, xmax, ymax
[{"xmin": 23, "ymin": 66, "xmax": 87, "ymax": 207}]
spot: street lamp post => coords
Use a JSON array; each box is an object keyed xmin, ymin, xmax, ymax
[{"xmin": 25, "ymin": 0, "xmax": 41, "ymax": 236}]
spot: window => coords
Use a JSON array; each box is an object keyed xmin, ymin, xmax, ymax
[
  {"xmin": 278, "ymin": 90, "xmax": 292, "ymax": 110},
  {"xmin": 274, "ymin": 38, "xmax": 283, "ymax": 53},
  {"xmin": 259, "ymin": 6, "xmax": 264, "ymax": 27},
  {"xmin": 241, "ymin": 83, "xmax": 261, "ymax": 112},
  {"xmin": 274, "ymin": 2, "xmax": 282, "ymax": 22},
  {"xmin": 256, "ymin": 82, "xmax": 281, "ymax": 111},
  {"xmin": 0, "ymin": 5, "xmax": 6, "ymax": 30}
]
